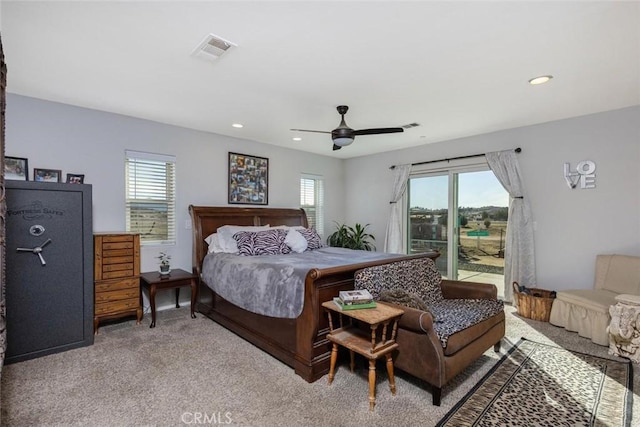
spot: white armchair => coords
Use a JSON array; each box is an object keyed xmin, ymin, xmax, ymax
[{"xmin": 549, "ymin": 254, "xmax": 640, "ymax": 346}]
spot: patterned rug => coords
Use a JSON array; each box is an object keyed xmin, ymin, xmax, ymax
[{"xmin": 437, "ymin": 338, "xmax": 633, "ymax": 426}]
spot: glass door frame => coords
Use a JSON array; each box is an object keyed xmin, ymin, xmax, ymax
[{"xmin": 407, "ymin": 162, "xmax": 492, "ymax": 280}]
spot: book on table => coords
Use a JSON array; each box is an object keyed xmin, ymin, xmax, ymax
[
  {"xmin": 333, "ymin": 297, "xmax": 377, "ymax": 310},
  {"xmin": 338, "ymin": 289, "xmax": 373, "ymax": 305}
]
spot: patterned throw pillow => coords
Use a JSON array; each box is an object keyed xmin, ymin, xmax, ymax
[
  {"xmin": 217, "ymin": 225, "xmax": 270, "ymax": 253},
  {"xmin": 298, "ymin": 228, "xmax": 324, "ymax": 250},
  {"xmin": 354, "ymin": 257, "xmax": 444, "ymax": 306},
  {"xmin": 233, "ymin": 229, "xmax": 291, "ymax": 256}
]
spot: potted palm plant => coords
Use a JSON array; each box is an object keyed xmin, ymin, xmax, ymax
[{"xmin": 326, "ymin": 222, "xmax": 375, "ymax": 251}]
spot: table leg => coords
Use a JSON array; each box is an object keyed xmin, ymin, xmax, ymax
[
  {"xmin": 368, "ymin": 359, "xmax": 376, "ymax": 411},
  {"xmin": 138, "ymin": 286, "xmax": 144, "ymax": 323},
  {"xmin": 149, "ymin": 284, "xmax": 157, "ymax": 328},
  {"xmin": 190, "ymin": 279, "xmax": 197, "ymax": 319},
  {"xmin": 350, "ymin": 350, "xmax": 355, "ymax": 372},
  {"xmin": 386, "ymin": 353, "xmax": 396, "ymax": 395},
  {"xmin": 328, "ymin": 343, "xmax": 338, "ymax": 385},
  {"xmin": 175, "ymin": 288, "xmax": 180, "ymax": 308}
]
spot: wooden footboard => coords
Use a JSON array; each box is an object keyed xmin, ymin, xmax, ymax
[
  {"xmin": 189, "ymin": 205, "xmax": 438, "ymax": 382},
  {"xmin": 196, "ymin": 286, "xmax": 298, "ymax": 369}
]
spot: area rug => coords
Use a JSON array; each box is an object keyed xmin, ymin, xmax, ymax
[{"xmin": 437, "ymin": 337, "xmax": 633, "ymax": 426}]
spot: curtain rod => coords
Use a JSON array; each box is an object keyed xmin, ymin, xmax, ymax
[{"xmin": 390, "ymin": 147, "xmax": 521, "ymax": 170}]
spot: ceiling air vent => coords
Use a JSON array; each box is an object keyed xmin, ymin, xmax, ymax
[{"xmin": 193, "ymin": 33, "xmax": 236, "ymax": 60}]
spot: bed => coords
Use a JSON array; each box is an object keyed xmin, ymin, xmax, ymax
[{"xmin": 189, "ymin": 205, "xmax": 438, "ymax": 382}]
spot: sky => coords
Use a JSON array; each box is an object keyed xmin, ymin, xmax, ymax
[{"xmin": 409, "ymin": 170, "xmax": 509, "ymax": 209}]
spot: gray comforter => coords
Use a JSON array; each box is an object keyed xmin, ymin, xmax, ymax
[{"xmin": 201, "ymin": 247, "xmax": 404, "ymax": 318}]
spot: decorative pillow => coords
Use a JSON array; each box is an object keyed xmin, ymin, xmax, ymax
[
  {"xmin": 298, "ymin": 228, "xmax": 324, "ymax": 250},
  {"xmin": 285, "ymin": 229, "xmax": 308, "ymax": 253},
  {"xmin": 233, "ymin": 229, "xmax": 291, "ymax": 256},
  {"xmin": 354, "ymin": 257, "xmax": 444, "ymax": 306},
  {"xmin": 204, "ymin": 233, "xmax": 224, "ymax": 253},
  {"xmin": 217, "ymin": 225, "xmax": 270, "ymax": 253}
]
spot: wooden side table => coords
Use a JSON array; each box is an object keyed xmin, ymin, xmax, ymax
[
  {"xmin": 140, "ymin": 268, "xmax": 198, "ymax": 328},
  {"xmin": 321, "ymin": 300, "xmax": 404, "ymax": 411}
]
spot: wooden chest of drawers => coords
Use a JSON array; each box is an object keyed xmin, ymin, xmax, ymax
[{"xmin": 94, "ymin": 233, "xmax": 142, "ymax": 333}]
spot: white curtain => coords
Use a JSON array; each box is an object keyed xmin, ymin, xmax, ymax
[
  {"xmin": 486, "ymin": 150, "xmax": 536, "ymax": 302},
  {"xmin": 384, "ymin": 164, "xmax": 411, "ymax": 253}
]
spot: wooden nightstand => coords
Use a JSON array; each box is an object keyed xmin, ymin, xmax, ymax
[
  {"xmin": 140, "ymin": 268, "xmax": 197, "ymax": 328},
  {"xmin": 321, "ymin": 300, "xmax": 404, "ymax": 411}
]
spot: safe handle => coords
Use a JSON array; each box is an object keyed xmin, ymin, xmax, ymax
[{"xmin": 16, "ymin": 238, "xmax": 52, "ymax": 266}]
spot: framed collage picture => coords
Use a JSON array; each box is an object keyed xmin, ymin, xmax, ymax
[{"xmin": 228, "ymin": 152, "xmax": 268, "ymax": 205}]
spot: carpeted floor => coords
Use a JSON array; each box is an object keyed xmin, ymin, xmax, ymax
[{"xmin": 1, "ymin": 305, "xmax": 638, "ymax": 426}]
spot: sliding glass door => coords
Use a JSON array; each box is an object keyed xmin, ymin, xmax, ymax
[
  {"xmin": 408, "ymin": 173, "xmax": 449, "ymax": 275},
  {"xmin": 408, "ymin": 167, "xmax": 508, "ymax": 295}
]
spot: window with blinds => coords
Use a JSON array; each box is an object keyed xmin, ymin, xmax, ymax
[
  {"xmin": 300, "ymin": 175, "xmax": 324, "ymax": 235},
  {"xmin": 125, "ymin": 150, "xmax": 176, "ymax": 245}
]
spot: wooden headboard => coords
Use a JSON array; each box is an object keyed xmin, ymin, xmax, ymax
[{"xmin": 188, "ymin": 205, "xmax": 308, "ymax": 277}]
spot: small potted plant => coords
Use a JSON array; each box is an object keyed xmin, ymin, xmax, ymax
[{"xmin": 157, "ymin": 251, "xmax": 171, "ymax": 275}]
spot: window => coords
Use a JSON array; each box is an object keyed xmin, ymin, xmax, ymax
[
  {"xmin": 300, "ymin": 174, "xmax": 324, "ymax": 235},
  {"xmin": 125, "ymin": 150, "xmax": 176, "ymax": 245}
]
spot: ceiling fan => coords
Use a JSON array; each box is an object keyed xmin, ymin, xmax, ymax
[{"xmin": 291, "ymin": 105, "xmax": 404, "ymax": 151}]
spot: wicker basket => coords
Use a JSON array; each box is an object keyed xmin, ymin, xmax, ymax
[{"xmin": 512, "ymin": 282, "xmax": 555, "ymax": 322}]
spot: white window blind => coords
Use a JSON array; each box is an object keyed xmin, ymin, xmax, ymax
[
  {"xmin": 300, "ymin": 174, "xmax": 324, "ymax": 235},
  {"xmin": 125, "ymin": 150, "xmax": 176, "ymax": 245}
]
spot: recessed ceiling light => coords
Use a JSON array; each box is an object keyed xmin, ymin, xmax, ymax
[
  {"xmin": 232, "ymin": 123, "xmax": 243, "ymax": 128},
  {"xmin": 292, "ymin": 137, "xmax": 302, "ymax": 141},
  {"xmin": 528, "ymin": 75, "xmax": 553, "ymax": 85}
]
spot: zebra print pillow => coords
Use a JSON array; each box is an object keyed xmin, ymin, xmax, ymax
[
  {"xmin": 233, "ymin": 229, "xmax": 291, "ymax": 256},
  {"xmin": 298, "ymin": 228, "xmax": 324, "ymax": 250}
]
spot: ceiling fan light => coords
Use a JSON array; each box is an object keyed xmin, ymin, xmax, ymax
[{"xmin": 333, "ymin": 137, "xmax": 354, "ymax": 147}]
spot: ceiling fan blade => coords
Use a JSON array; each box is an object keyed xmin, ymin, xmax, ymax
[
  {"xmin": 290, "ymin": 128, "xmax": 331, "ymax": 134},
  {"xmin": 353, "ymin": 127, "xmax": 404, "ymax": 136},
  {"xmin": 332, "ymin": 144, "xmax": 342, "ymax": 151}
]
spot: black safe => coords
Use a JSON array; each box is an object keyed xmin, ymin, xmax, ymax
[{"xmin": 5, "ymin": 180, "xmax": 93, "ymax": 363}]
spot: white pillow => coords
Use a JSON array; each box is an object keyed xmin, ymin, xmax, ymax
[
  {"xmin": 216, "ymin": 225, "xmax": 270, "ymax": 253},
  {"xmin": 285, "ymin": 229, "xmax": 308, "ymax": 253},
  {"xmin": 204, "ymin": 233, "xmax": 224, "ymax": 253}
]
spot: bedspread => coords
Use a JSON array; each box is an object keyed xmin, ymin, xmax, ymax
[{"xmin": 201, "ymin": 247, "xmax": 403, "ymax": 318}]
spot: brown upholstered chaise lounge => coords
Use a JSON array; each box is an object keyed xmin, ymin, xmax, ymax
[{"xmin": 354, "ymin": 257, "xmax": 505, "ymax": 405}]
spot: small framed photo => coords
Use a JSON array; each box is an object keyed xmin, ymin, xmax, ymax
[
  {"xmin": 66, "ymin": 173, "xmax": 85, "ymax": 184},
  {"xmin": 228, "ymin": 152, "xmax": 268, "ymax": 205},
  {"xmin": 4, "ymin": 156, "xmax": 29, "ymax": 181},
  {"xmin": 34, "ymin": 168, "xmax": 62, "ymax": 183}
]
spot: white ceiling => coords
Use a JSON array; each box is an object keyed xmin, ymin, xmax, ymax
[{"xmin": 2, "ymin": 1, "xmax": 639, "ymax": 159}]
